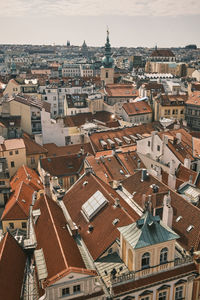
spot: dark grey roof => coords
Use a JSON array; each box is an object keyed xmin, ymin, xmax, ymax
[{"xmin": 118, "ymin": 210, "xmax": 179, "ymax": 249}]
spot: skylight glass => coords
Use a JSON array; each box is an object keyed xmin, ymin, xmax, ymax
[{"xmin": 82, "ymin": 190, "xmax": 108, "ymax": 220}]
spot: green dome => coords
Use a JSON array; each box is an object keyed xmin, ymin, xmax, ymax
[{"xmin": 102, "ymin": 56, "xmax": 114, "ymax": 68}]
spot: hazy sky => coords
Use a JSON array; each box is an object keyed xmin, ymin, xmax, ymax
[{"xmin": 0, "ymin": 0, "xmax": 199, "ymax": 47}]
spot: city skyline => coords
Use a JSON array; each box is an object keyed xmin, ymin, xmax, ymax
[{"xmin": 0, "ymin": 0, "xmax": 199, "ymax": 47}]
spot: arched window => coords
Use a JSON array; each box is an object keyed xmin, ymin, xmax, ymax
[
  {"xmin": 141, "ymin": 252, "xmax": 150, "ymax": 269},
  {"xmin": 160, "ymin": 247, "xmax": 168, "ymax": 264}
]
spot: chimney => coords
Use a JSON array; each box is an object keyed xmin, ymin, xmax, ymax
[
  {"xmin": 141, "ymin": 169, "xmax": 148, "ymax": 182},
  {"xmin": 162, "ymin": 192, "xmax": 173, "ymax": 228},
  {"xmin": 163, "ymin": 135, "xmax": 168, "ymax": 145},
  {"xmin": 169, "ymin": 159, "xmax": 176, "ymax": 176},
  {"xmin": 184, "ymin": 157, "xmax": 191, "ymax": 169},
  {"xmin": 176, "ymin": 132, "xmax": 182, "ymax": 144},
  {"xmin": 151, "ymin": 131, "xmax": 158, "ymax": 151},
  {"xmin": 51, "ymin": 176, "xmax": 59, "ymax": 187},
  {"xmin": 44, "ymin": 173, "xmax": 51, "ymax": 197},
  {"xmin": 189, "ymin": 175, "xmax": 193, "ymax": 184},
  {"xmin": 114, "ymin": 198, "xmax": 120, "ymax": 207}
]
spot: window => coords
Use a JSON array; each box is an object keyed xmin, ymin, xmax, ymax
[
  {"xmin": 106, "ymin": 72, "xmax": 108, "ymax": 78},
  {"xmin": 0, "ymin": 181, "xmax": 5, "ymax": 185},
  {"xmin": 31, "ymin": 157, "xmax": 35, "ymax": 164},
  {"xmin": 148, "ymin": 141, "xmax": 151, "ymax": 147},
  {"xmin": 15, "ymin": 150, "xmax": 19, "ymax": 155},
  {"xmin": 62, "ymin": 287, "xmax": 69, "ymax": 296},
  {"xmin": 160, "ymin": 247, "xmax": 168, "ymax": 264},
  {"xmin": 73, "ymin": 285, "xmax": 80, "ymax": 293},
  {"xmin": 70, "ymin": 176, "xmax": 75, "ymax": 185},
  {"xmin": 58, "ymin": 178, "xmax": 63, "ymax": 187},
  {"xmin": 175, "ymin": 286, "xmax": 184, "ymax": 300},
  {"xmin": 141, "ymin": 252, "xmax": 150, "ymax": 269},
  {"xmin": 22, "ymin": 222, "xmax": 27, "ymax": 229},
  {"xmin": 9, "ymin": 151, "xmax": 13, "ymax": 155},
  {"xmin": 157, "ymin": 145, "xmax": 160, "ymax": 151},
  {"xmin": 141, "ymin": 297, "xmax": 150, "ymax": 300},
  {"xmin": 9, "ymin": 222, "xmax": 14, "ymax": 229},
  {"xmin": 11, "ymin": 161, "xmax": 15, "ymax": 168},
  {"xmin": 159, "ymin": 292, "xmax": 167, "ymax": 300}
]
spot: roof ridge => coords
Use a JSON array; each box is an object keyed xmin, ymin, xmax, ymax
[
  {"xmin": 43, "ymin": 194, "xmax": 68, "ymax": 269},
  {"xmin": 0, "ymin": 232, "xmax": 8, "ymax": 261}
]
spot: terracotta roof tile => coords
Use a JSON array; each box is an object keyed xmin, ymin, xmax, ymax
[
  {"xmin": 63, "ymin": 173, "xmax": 139, "ymax": 260},
  {"xmin": 40, "ymin": 153, "xmax": 86, "ymax": 177},
  {"xmin": 1, "ymin": 182, "xmax": 35, "ymax": 221},
  {"xmin": 122, "ymin": 170, "xmax": 200, "ymax": 252},
  {"xmin": 0, "ymin": 232, "xmax": 26, "ymax": 300},
  {"xmin": 105, "ymin": 84, "xmax": 138, "ymax": 98},
  {"xmin": 23, "ymin": 135, "xmax": 48, "ymax": 155},
  {"xmin": 150, "ymin": 49, "xmax": 175, "ymax": 57},
  {"xmin": 123, "ymin": 101, "xmax": 152, "ymax": 116},
  {"xmin": 10, "ymin": 165, "xmax": 43, "ymax": 192},
  {"xmin": 44, "ymin": 142, "xmax": 94, "ymax": 156},
  {"xmin": 186, "ymin": 91, "xmax": 200, "ymax": 105},
  {"xmin": 34, "ymin": 195, "xmax": 87, "ymax": 286},
  {"xmin": 89, "ymin": 123, "xmax": 156, "ymax": 153}
]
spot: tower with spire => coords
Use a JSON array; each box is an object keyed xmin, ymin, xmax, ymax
[{"xmin": 100, "ymin": 29, "xmax": 114, "ymax": 85}]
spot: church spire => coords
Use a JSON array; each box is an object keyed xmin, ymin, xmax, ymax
[{"xmin": 102, "ymin": 28, "xmax": 114, "ymax": 68}]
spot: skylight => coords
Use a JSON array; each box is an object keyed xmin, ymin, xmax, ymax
[{"xmin": 82, "ymin": 190, "xmax": 108, "ymax": 221}]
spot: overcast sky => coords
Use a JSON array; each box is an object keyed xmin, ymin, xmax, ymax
[{"xmin": 0, "ymin": 0, "xmax": 199, "ymax": 47}]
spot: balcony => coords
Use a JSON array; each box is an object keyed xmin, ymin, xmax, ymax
[{"xmin": 110, "ymin": 256, "xmax": 193, "ymax": 287}]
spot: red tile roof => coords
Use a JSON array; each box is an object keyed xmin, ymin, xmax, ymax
[
  {"xmin": 63, "ymin": 172, "xmax": 139, "ymax": 260},
  {"xmin": 40, "ymin": 153, "xmax": 86, "ymax": 177},
  {"xmin": 1, "ymin": 181, "xmax": 35, "ymax": 221},
  {"xmin": 186, "ymin": 91, "xmax": 200, "ymax": 106},
  {"xmin": 89, "ymin": 123, "xmax": 155, "ymax": 153},
  {"xmin": 150, "ymin": 49, "xmax": 175, "ymax": 57},
  {"xmin": 23, "ymin": 135, "xmax": 48, "ymax": 155},
  {"xmin": 0, "ymin": 232, "xmax": 26, "ymax": 300},
  {"xmin": 10, "ymin": 165, "xmax": 43, "ymax": 192},
  {"xmin": 64, "ymin": 111, "xmax": 119, "ymax": 128},
  {"xmin": 44, "ymin": 142, "xmax": 94, "ymax": 156},
  {"xmin": 104, "ymin": 84, "xmax": 139, "ymax": 98},
  {"xmin": 9, "ymin": 94, "xmax": 51, "ymax": 112},
  {"xmin": 122, "ymin": 170, "xmax": 200, "ymax": 252},
  {"xmin": 122, "ymin": 101, "xmax": 152, "ymax": 116},
  {"xmin": 34, "ymin": 194, "xmax": 92, "ymax": 287}
]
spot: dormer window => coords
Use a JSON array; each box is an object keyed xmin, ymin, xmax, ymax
[
  {"xmin": 160, "ymin": 247, "xmax": 168, "ymax": 264},
  {"xmin": 141, "ymin": 252, "xmax": 150, "ymax": 269}
]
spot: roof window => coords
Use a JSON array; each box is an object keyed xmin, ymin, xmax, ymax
[{"xmin": 82, "ymin": 190, "xmax": 108, "ymax": 221}]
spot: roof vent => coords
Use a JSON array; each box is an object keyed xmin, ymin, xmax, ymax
[
  {"xmin": 88, "ymin": 224, "xmax": 94, "ymax": 233},
  {"xmin": 141, "ymin": 169, "xmax": 148, "ymax": 182},
  {"xmin": 112, "ymin": 218, "xmax": 119, "ymax": 225},
  {"xmin": 186, "ymin": 225, "xmax": 194, "ymax": 232},
  {"xmin": 83, "ymin": 181, "xmax": 88, "ymax": 187},
  {"xmin": 114, "ymin": 198, "xmax": 120, "ymax": 207},
  {"xmin": 176, "ymin": 216, "xmax": 182, "ymax": 222}
]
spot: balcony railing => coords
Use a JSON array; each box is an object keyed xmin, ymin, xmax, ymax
[{"xmin": 110, "ymin": 256, "xmax": 193, "ymax": 287}]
